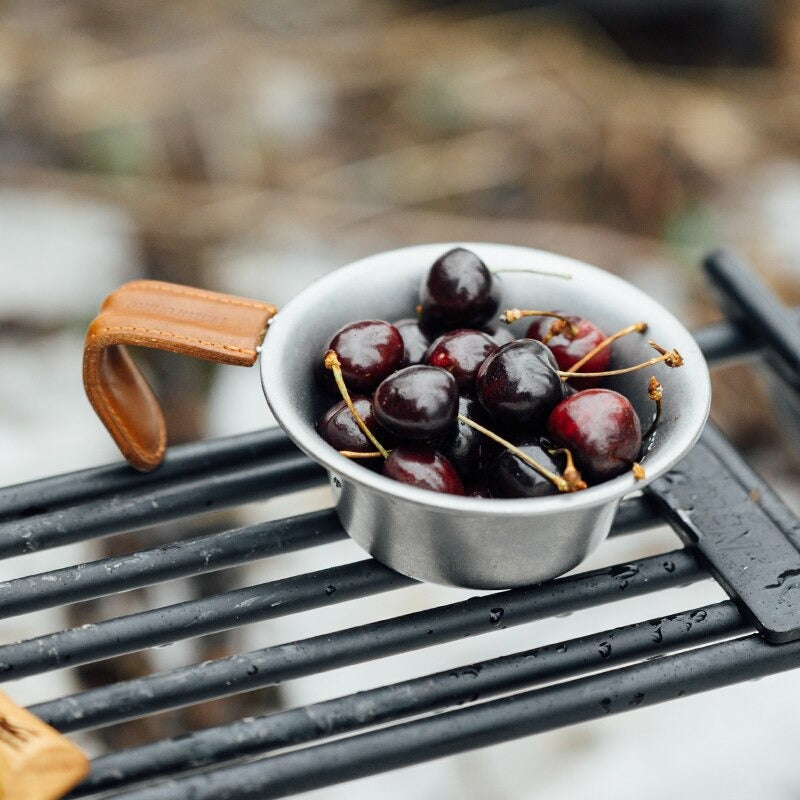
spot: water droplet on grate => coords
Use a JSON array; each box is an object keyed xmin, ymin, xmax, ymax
[
  {"xmin": 765, "ymin": 568, "xmax": 800, "ymax": 590},
  {"xmin": 610, "ymin": 564, "xmax": 638, "ymax": 590},
  {"xmin": 651, "ymin": 627, "xmax": 663, "ymax": 644},
  {"xmin": 598, "ymin": 642, "xmax": 612, "ymax": 659},
  {"xmin": 489, "ymin": 608, "xmax": 504, "ymax": 626}
]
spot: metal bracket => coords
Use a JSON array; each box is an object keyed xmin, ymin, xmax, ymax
[{"xmin": 647, "ymin": 423, "xmax": 800, "ymax": 643}]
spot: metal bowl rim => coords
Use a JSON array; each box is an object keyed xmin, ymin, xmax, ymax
[{"xmin": 260, "ymin": 242, "xmax": 711, "ymax": 517}]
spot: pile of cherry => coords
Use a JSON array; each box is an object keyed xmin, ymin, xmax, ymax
[{"xmin": 315, "ymin": 247, "xmax": 683, "ymax": 498}]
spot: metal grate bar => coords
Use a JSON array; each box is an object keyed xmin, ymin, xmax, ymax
[
  {"xmin": 2, "ymin": 253, "xmax": 798, "ymax": 798},
  {"xmin": 648, "ymin": 425, "xmax": 800, "ymax": 642},
  {"xmin": 0, "ymin": 427, "xmax": 297, "ymax": 523},
  {"xmin": 71, "ymin": 599, "xmax": 747, "ymax": 797},
  {"xmin": 0, "ymin": 510, "xmax": 346, "ymax": 618},
  {"xmin": 0, "ymin": 452, "xmax": 324, "ymax": 559},
  {"xmin": 704, "ymin": 250, "xmax": 800, "ymax": 391},
  {"xmin": 700, "ymin": 424, "xmax": 800, "ymax": 549},
  {"xmin": 0, "ymin": 496, "xmax": 659, "ymax": 620},
  {"xmin": 687, "ymin": 304, "xmax": 799, "ymax": 364},
  {"xmin": 0, "ymin": 559, "xmax": 414, "ymax": 680},
  {"xmin": 31, "ymin": 548, "xmax": 704, "ymax": 733},
  {"xmin": 605, "ymin": 494, "xmax": 661, "ymax": 535},
  {"xmin": 111, "ymin": 632, "xmax": 800, "ymax": 800},
  {"xmin": 690, "ymin": 318, "xmax": 756, "ymax": 364},
  {"xmin": 0, "ymin": 306, "xmax": 786, "ymax": 553}
]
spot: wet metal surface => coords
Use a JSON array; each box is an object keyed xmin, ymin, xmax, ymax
[{"xmin": 649, "ymin": 425, "xmax": 800, "ymax": 642}]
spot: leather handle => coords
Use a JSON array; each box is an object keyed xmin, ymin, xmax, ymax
[
  {"xmin": 0, "ymin": 690, "xmax": 89, "ymax": 800},
  {"xmin": 83, "ymin": 280, "xmax": 277, "ymax": 471}
]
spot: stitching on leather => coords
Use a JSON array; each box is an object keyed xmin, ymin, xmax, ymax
[
  {"xmin": 100, "ymin": 326, "xmax": 258, "ymax": 357},
  {"xmin": 126, "ymin": 281, "xmax": 273, "ymax": 311},
  {"xmin": 104, "ymin": 386, "xmax": 165, "ymax": 462},
  {"xmin": 87, "ymin": 350, "xmax": 165, "ymax": 464}
]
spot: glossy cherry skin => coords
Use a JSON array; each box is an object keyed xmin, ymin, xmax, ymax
[
  {"xmin": 322, "ymin": 320, "xmax": 404, "ymax": 395},
  {"xmin": 393, "ymin": 318, "xmax": 432, "ymax": 366},
  {"xmin": 438, "ymin": 395, "xmax": 489, "ymax": 480},
  {"xmin": 382, "ymin": 445, "xmax": 465, "ymax": 495},
  {"xmin": 547, "ymin": 389, "xmax": 642, "ymax": 482},
  {"xmin": 475, "ymin": 339, "xmax": 564, "ymax": 428},
  {"xmin": 527, "ymin": 314, "xmax": 608, "ymax": 388},
  {"xmin": 316, "ymin": 396, "xmax": 395, "ymax": 452},
  {"xmin": 419, "ymin": 247, "xmax": 501, "ymax": 332},
  {"xmin": 489, "ymin": 437, "xmax": 562, "ymax": 498},
  {"xmin": 373, "ymin": 365, "xmax": 459, "ymax": 440},
  {"xmin": 424, "ymin": 329, "xmax": 498, "ymax": 392}
]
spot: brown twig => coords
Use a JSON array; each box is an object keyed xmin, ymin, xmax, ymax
[
  {"xmin": 499, "ymin": 309, "xmax": 579, "ymax": 337},
  {"xmin": 558, "ymin": 340, "xmax": 683, "ymax": 380},
  {"xmin": 644, "ymin": 376, "xmax": 663, "ymax": 439},
  {"xmin": 562, "ymin": 321, "xmax": 648, "ymax": 378},
  {"xmin": 457, "ymin": 414, "xmax": 585, "ymax": 493},
  {"xmin": 324, "ymin": 350, "xmax": 389, "ymax": 458}
]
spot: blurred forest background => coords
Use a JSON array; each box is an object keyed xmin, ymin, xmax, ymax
[
  {"xmin": 4, "ymin": 0, "xmax": 800, "ymax": 461},
  {"xmin": 2, "ymin": 2, "xmax": 800, "ymax": 798}
]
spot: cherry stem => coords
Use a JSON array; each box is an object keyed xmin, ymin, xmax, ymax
[
  {"xmin": 548, "ymin": 448, "xmax": 588, "ymax": 491},
  {"xmin": 324, "ymin": 350, "xmax": 389, "ymax": 459},
  {"xmin": 562, "ymin": 321, "xmax": 648, "ymax": 379},
  {"xmin": 557, "ymin": 340, "xmax": 683, "ymax": 380},
  {"xmin": 339, "ymin": 450, "xmax": 387, "ymax": 459},
  {"xmin": 632, "ymin": 462, "xmax": 645, "ymax": 481},
  {"xmin": 644, "ymin": 375, "xmax": 663, "ymax": 440},
  {"xmin": 541, "ymin": 319, "xmax": 568, "ymax": 345},
  {"xmin": 500, "ymin": 309, "xmax": 580, "ymax": 337},
  {"xmin": 491, "ymin": 267, "xmax": 572, "ymax": 280},
  {"xmin": 456, "ymin": 414, "xmax": 577, "ymax": 493}
]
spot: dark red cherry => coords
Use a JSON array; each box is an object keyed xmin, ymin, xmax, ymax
[
  {"xmin": 475, "ymin": 339, "xmax": 564, "ymax": 427},
  {"xmin": 321, "ymin": 320, "xmax": 404, "ymax": 395},
  {"xmin": 316, "ymin": 396, "xmax": 395, "ymax": 452},
  {"xmin": 424, "ymin": 329, "xmax": 498, "ymax": 392},
  {"xmin": 489, "ymin": 437, "xmax": 562, "ymax": 498},
  {"xmin": 438, "ymin": 395, "xmax": 489, "ymax": 480},
  {"xmin": 393, "ymin": 318, "xmax": 432, "ymax": 366},
  {"xmin": 383, "ymin": 445, "xmax": 465, "ymax": 495},
  {"xmin": 419, "ymin": 247, "xmax": 501, "ymax": 332},
  {"xmin": 527, "ymin": 314, "xmax": 608, "ymax": 388},
  {"xmin": 373, "ymin": 365, "xmax": 459, "ymax": 440},
  {"xmin": 547, "ymin": 389, "xmax": 642, "ymax": 482}
]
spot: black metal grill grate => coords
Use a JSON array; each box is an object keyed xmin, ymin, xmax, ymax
[{"xmin": 2, "ymin": 251, "xmax": 800, "ymax": 799}]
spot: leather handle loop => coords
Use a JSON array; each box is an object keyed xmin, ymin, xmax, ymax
[
  {"xmin": 83, "ymin": 280, "xmax": 277, "ymax": 471},
  {"xmin": 0, "ymin": 690, "xmax": 89, "ymax": 800}
]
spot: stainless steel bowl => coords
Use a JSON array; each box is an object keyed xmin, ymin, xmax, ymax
[{"xmin": 261, "ymin": 243, "xmax": 711, "ymax": 589}]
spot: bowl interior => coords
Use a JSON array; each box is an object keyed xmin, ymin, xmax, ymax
[{"xmin": 260, "ymin": 243, "xmax": 710, "ymax": 515}]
